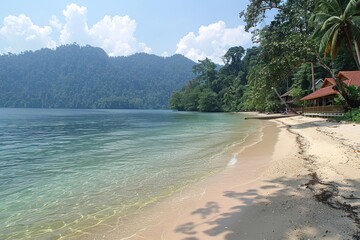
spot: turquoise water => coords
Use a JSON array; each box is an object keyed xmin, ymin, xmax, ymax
[{"xmin": 0, "ymin": 109, "xmax": 261, "ymax": 239}]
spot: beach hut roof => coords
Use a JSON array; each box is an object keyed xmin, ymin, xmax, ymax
[
  {"xmin": 301, "ymin": 71, "xmax": 360, "ymax": 101},
  {"xmin": 280, "ymin": 89, "xmax": 292, "ymax": 98},
  {"xmin": 321, "ymin": 78, "xmax": 336, "ymax": 88},
  {"xmin": 300, "ymin": 85, "xmax": 337, "ymax": 101},
  {"xmin": 338, "ymin": 71, "xmax": 360, "ymax": 87}
]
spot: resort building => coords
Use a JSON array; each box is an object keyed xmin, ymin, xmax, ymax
[{"xmin": 299, "ymin": 71, "xmax": 360, "ymax": 117}]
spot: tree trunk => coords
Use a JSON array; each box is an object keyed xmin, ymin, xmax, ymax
[
  {"xmin": 354, "ymin": 40, "xmax": 360, "ymax": 70},
  {"xmin": 311, "ymin": 62, "xmax": 315, "ymax": 92}
]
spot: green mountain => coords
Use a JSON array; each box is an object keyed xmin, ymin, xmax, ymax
[{"xmin": 0, "ymin": 44, "xmax": 195, "ymax": 109}]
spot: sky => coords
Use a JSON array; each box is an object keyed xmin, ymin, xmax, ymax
[{"xmin": 0, "ymin": 1, "xmax": 254, "ymax": 64}]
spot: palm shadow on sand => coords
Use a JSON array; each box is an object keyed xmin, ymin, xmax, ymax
[{"xmin": 174, "ymin": 175, "xmax": 360, "ymax": 240}]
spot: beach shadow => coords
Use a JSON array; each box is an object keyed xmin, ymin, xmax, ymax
[
  {"xmin": 174, "ymin": 176, "xmax": 360, "ymax": 239},
  {"xmin": 191, "ymin": 201, "xmax": 220, "ymax": 219},
  {"xmin": 175, "ymin": 222, "xmax": 198, "ymax": 235},
  {"xmin": 286, "ymin": 120, "xmax": 339, "ymax": 130},
  {"xmin": 223, "ymin": 189, "xmax": 260, "ymax": 205}
]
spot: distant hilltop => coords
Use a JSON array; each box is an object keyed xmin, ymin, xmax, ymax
[{"xmin": 0, "ymin": 44, "xmax": 196, "ymax": 109}]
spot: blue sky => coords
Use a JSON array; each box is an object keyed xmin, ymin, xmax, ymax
[{"xmin": 0, "ymin": 1, "xmax": 253, "ymax": 64}]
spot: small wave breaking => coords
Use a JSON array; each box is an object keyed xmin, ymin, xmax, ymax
[{"xmin": 227, "ymin": 155, "xmax": 237, "ymax": 166}]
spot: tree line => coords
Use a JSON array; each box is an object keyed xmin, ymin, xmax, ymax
[
  {"xmin": 170, "ymin": 46, "xmax": 258, "ymax": 112},
  {"xmin": 170, "ymin": 0, "xmax": 360, "ymax": 112}
]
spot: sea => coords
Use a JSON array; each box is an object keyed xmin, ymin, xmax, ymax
[{"xmin": 0, "ymin": 108, "xmax": 262, "ymax": 239}]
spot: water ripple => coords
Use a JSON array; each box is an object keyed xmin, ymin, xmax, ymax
[{"xmin": 0, "ymin": 109, "xmax": 261, "ymax": 239}]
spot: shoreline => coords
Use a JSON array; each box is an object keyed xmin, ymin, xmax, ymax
[
  {"xmin": 83, "ymin": 117, "xmax": 275, "ymax": 239},
  {"xmin": 92, "ymin": 114, "xmax": 359, "ymax": 239}
]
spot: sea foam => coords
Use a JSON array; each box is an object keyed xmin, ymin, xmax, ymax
[{"xmin": 227, "ymin": 155, "xmax": 237, "ymax": 166}]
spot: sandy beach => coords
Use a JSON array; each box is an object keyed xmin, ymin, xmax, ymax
[{"xmin": 97, "ymin": 114, "xmax": 360, "ymax": 240}]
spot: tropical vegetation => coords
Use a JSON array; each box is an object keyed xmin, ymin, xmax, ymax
[
  {"xmin": 0, "ymin": 44, "xmax": 195, "ymax": 109},
  {"xmin": 171, "ymin": 0, "xmax": 360, "ymax": 112},
  {"xmin": 342, "ymin": 107, "xmax": 360, "ymax": 122},
  {"xmin": 170, "ymin": 47, "xmax": 257, "ymax": 112}
]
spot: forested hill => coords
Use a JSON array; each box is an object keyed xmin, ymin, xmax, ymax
[{"xmin": 0, "ymin": 44, "xmax": 196, "ymax": 109}]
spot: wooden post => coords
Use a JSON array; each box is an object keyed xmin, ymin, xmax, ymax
[{"xmin": 311, "ymin": 62, "xmax": 315, "ymax": 92}]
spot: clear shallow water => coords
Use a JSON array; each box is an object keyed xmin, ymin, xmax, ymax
[{"xmin": 0, "ymin": 108, "xmax": 261, "ymax": 239}]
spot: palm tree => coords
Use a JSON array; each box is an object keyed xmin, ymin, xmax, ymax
[
  {"xmin": 311, "ymin": 0, "xmax": 360, "ymax": 108},
  {"xmin": 312, "ymin": 0, "xmax": 360, "ymax": 68}
]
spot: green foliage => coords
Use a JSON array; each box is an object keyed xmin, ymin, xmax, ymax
[
  {"xmin": 239, "ymin": 0, "xmax": 284, "ymax": 32},
  {"xmin": 342, "ymin": 107, "xmax": 360, "ymax": 122},
  {"xmin": 183, "ymin": 88, "xmax": 200, "ymax": 111},
  {"xmin": 334, "ymin": 95, "xmax": 346, "ymax": 105},
  {"xmin": 289, "ymin": 87, "xmax": 306, "ymax": 107},
  {"xmin": 198, "ymin": 89, "xmax": 219, "ymax": 112},
  {"xmin": 170, "ymin": 47, "xmax": 257, "ymax": 112},
  {"xmin": 345, "ymin": 85, "xmax": 360, "ymax": 107},
  {"xmin": 309, "ymin": 0, "xmax": 360, "ymax": 108},
  {"xmin": 311, "ymin": 0, "xmax": 360, "ymax": 68},
  {"xmin": 241, "ymin": 63, "xmax": 282, "ymax": 112},
  {"xmin": 331, "ymin": 47, "xmax": 358, "ymax": 72},
  {"xmin": 192, "ymin": 58, "xmax": 218, "ymax": 89},
  {"xmin": 0, "ymin": 44, "xmax": 195, "ymax": 109},
  {"xmin": 169, "ymin": 91, "xmax": 185, "ymax": 110},
  {"xmin": 240, "ymin": 0, "xmax": 360, "ymax": 110},
  {"xmin": 238, "ymin": 0, "xmax": 319, "ymax": 112}
]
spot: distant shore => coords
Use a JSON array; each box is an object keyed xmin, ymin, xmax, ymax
[{"xmin": 92, "ymin": 114, "xmax": 360, "ymax": 239}]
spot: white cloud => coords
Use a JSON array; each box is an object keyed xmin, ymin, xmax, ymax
[
  {"xmin": 0, "ymin": 3, "xmax": 151, "ymax": 56},
  {"xmin": 59, "ymin": 3, "xmax": 89, "ymax": 45},
  {"xmin": 175, "ymin": 21, "xmax": 252, "ymax": 64},
  {"xmin": 49, "ymin": 16, "xmax": 62, "ymax": 30},
  {"xmin": 88, "ymin": 15, "xmax": 151, "ymax": 56},
  {"xmin": 0, "ymin": 14, "xmax": 56, "ymax": 52},
  {"xmin": 59, "ymin": 3, "xmax": 151, "ymax": 55}
]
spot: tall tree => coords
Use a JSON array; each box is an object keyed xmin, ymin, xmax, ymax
[
  {"xmin": 240, "ymin": 0, "xmax": 285, "ymax": 32},
  {"xmin": 241, "ymin": 0, "xmax": 360, "ymax": 109},
  {"xmin": 192, "ymin": 58, "xmax": 218, "ymax": 90},
  {"xmin": 170, "ymin": 47, "xmax": 256, "ymax": 112},
  {"xmin": 311, "ymin": 0, "xmax": 360, "ymax": 69},
  {"xmin": 223, "ymin": 46, "xmax": 245, "ymax": 65},
  {"xmin": 240, "ymin": 0, "xmax": 317, "ymax": 111},
  {"xmin": 311, "ymin": 0, "xmax": 360, "ymax": 108}
]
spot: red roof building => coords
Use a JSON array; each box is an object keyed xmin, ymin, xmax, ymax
[
  {"xmin": 299, "ymin": 71, "xmax": 360, "ymax": 115},
  {"xmin": 301, "ymin": 71, "xmax": 360, "ymax": 104}
]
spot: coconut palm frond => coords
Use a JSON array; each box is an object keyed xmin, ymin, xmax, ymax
[
  {"xmin": 345, "ymin": 0, "xmax": 360, "ymax": 15},
  {"xmin": 351, "ymin": 24, "xmax": 360, "ymax": 44},
  {"xmin": 321, "ymin": 16, "xmax": 343, "ymax": 29},
  {"xmin": 331, "ymin": 30, "xmax": 339, "ymax": 59},
  {"xmin": 352, "ymin": 16, "xmax": 360, "ymax": 23},
  {"xmin": 319, "ymin": 25, "xmax": 338, "ymax": 56},
  {"xmin": 317, "ymin": 0, "xmax": 342, "ymax": 15}
]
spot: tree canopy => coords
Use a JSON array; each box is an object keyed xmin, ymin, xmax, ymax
[
  {"xmin": 170, "ymin": 47, "xmax": 256, "ymax": 112},
  {"xmin": 239, "ymin": 0, "xmax": 360, "ymax": 110},
  {"xmin": 171, "ymin": 0, "xmax": 360, "ymax": 112},
  {"xmin": 0, "ymin": 44, "xmax": 195, "ymax": 109}
]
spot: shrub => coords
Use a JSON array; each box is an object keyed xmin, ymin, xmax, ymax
[{"xmin": 343, "ymin": 107, "xmax": 360, "ymax": 123}]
